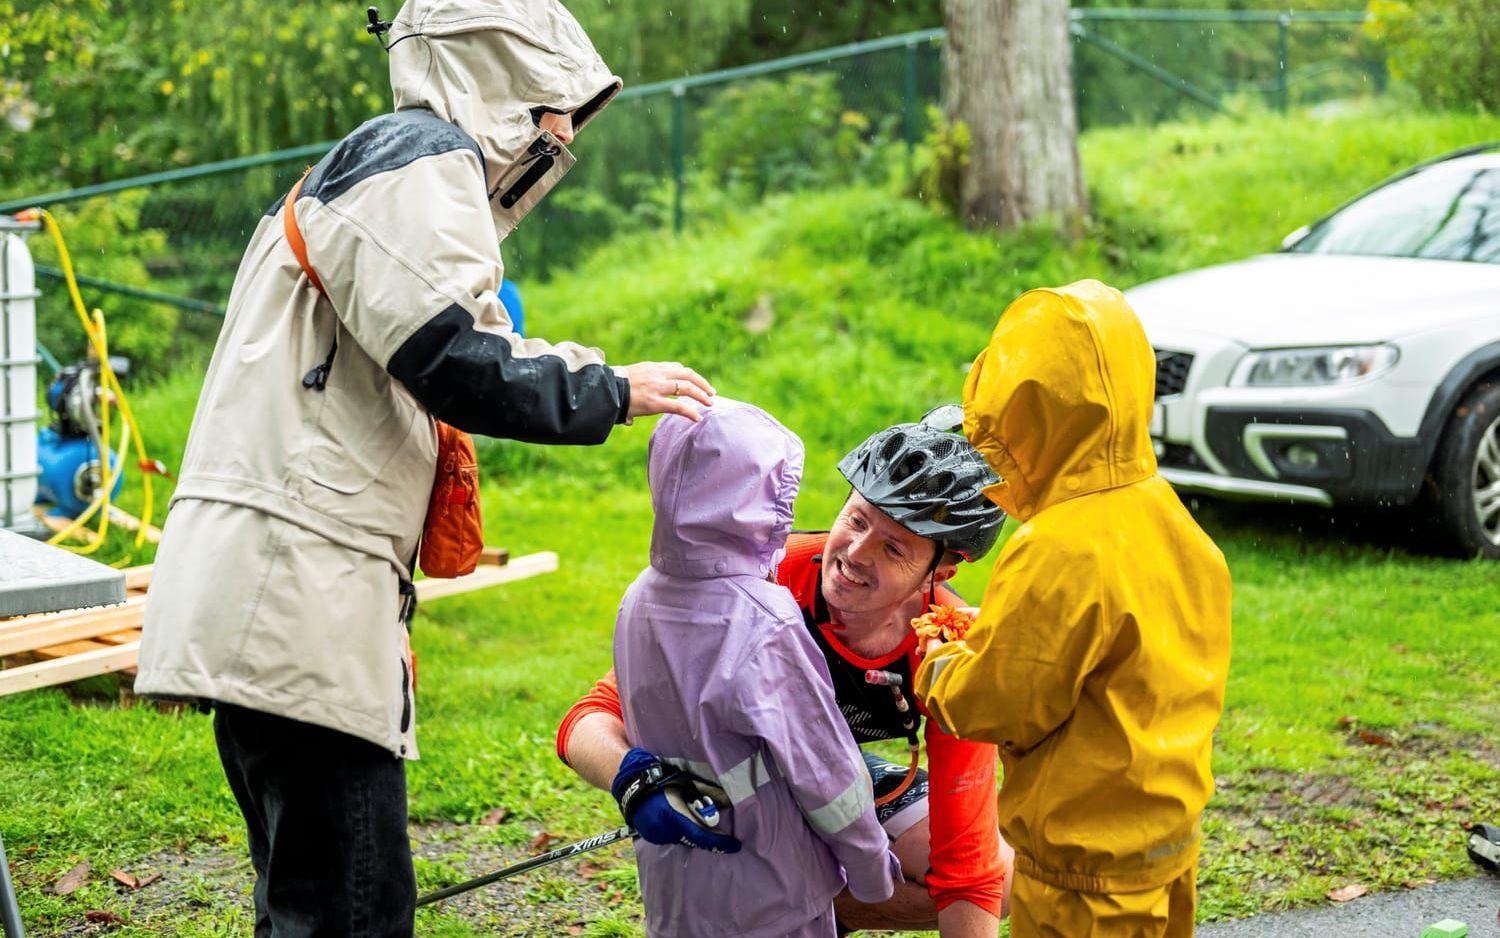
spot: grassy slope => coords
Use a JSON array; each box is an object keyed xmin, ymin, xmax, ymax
[{"xmin": 3, "ymin": 106, "xmax": 1500, "ymax": 935}]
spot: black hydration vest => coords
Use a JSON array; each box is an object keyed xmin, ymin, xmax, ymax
[{"xmin": 801, "ymin": 552, "xmax": 923, "ymax": 745}]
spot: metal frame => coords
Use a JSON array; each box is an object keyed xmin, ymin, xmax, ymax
[
  {"xmin": 32, "ymin": 265, "xmax": 224, "ymax": 317},
  {"xmin": 1, "ymin": 833, "xmax": 20, "ymax": 938},
  {"xmin": 1070, "ymin": 23, "xmax": 1227, "ymax": 114},
  {"xmin": 0, "ymin": 218, "xmax": 42, "ymax": 538}
]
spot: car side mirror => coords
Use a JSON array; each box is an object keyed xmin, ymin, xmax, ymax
[{"xmin": 1281, "ymin": 225, "xmax": 1310, "ymax": 251}]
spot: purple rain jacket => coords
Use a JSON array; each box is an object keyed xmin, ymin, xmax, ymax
[{"xmin": 613, "ymin": 400, "xmax": 900, "ymax": 938}]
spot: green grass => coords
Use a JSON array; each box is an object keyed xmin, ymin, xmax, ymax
[{"xmin": 4, "ymin": 105, "xmax": 1500, "ymax": 935}]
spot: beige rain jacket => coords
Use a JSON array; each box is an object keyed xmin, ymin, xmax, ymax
[{"xmin": 137, "ymin": 0, "xmax": 626, "ymax": 758}]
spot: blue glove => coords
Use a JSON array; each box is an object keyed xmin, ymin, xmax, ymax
[{"xmin": 611, "ymin": 747, "xmax": 741, "ymax": 854}]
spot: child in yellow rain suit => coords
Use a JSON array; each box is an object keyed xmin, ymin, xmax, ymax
[{"xmin": 915, "ymin": 280, "xmax": 1232, "ymax": 937}]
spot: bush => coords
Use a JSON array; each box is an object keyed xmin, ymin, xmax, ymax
[
  {"xmin": 694, "ymin": 72, "xmax": 900, "ymax": 201},
  {"xmin": 1366, "ymin": 0, "xmax": 1500, "ymax": 111},
  {"xmin": 905, "ymin": 106, "xmax": 970, "ymax": 217}
]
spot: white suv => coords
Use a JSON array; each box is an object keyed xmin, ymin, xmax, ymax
[{"xmin": 1127, "ymin": 143, "xmax": 1500, "ymax": 558}]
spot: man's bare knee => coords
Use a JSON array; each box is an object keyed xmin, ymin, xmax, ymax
[
  {"xmin": 833, "ymin": 819, "xmax": 938, "ymax": 933},
  {"xmin": 833, "ymin": 879, "xmax": 938, "ymax": 932}
]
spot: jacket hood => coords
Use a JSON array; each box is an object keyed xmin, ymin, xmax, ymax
[
  {"xmin": 647, "ymin": 400, "xmax": 805, "ymax": 580},
  {"xmin": 388, "ymin": 0, "xmax": 621, "ymax": 239},
  {"xmin": 962, "ymin": 279, "xmax": 1157, "ymax": 521}
]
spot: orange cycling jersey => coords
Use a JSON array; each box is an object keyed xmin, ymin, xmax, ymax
[{"xmin": 556, "ymin": 531, "xmax": 1005, "ymax": 917}]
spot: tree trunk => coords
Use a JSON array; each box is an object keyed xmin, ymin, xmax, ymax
[{"xmin": 944, "ymin": 0, "xmax": 1088, "ymax": 232}]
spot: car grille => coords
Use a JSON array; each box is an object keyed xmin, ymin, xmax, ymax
[
  {"xmin": 1157, "ymin": 442, "xmax": 1212, "ymax": 473},
  {"xmin": 1154, "ymin": 349, "xmax": 1194, "ymax": 399}
]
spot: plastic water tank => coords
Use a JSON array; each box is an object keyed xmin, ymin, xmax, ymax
[{"xmin": 0, "ymin": 220, "xmax": 41, "ymax": 535}]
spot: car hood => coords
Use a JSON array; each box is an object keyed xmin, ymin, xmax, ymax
[{"xmin": 1126, "ymin": 253, "xmax": 1500, "ymax": 348}]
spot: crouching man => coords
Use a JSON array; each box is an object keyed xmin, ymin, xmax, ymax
[{"xmin": 559, "ymin": 417, "xmax": 1016, "ymax": 936}]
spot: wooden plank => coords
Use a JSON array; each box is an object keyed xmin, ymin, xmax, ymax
[
  {"xmin": 30, "ymin": 639, "xmax": 112, "ymax": 660},
  {"xmin": 0, "ymin": 594, "xmax": 146, "ymax": 632},
  {"xmin": 414, "ymin": 551, "xmax": 557, "ymax": 603},
  {"xmin": 0, "ymin": 641, "xmax": 141, "ymax": 697},
  {"xmin": 31, "ymin": 509, "xmax": 75, "ymax": 539},
  {"xmin": 26, "ymin": 507, "xmax": 162, "ymax": 545},
  {"xmin": 479, "ymin": 547, "xmax": 510, "ymax": 567},
  {"xmin": 0, "ymin": 551, "xmax": 553, "ymax": 656},
  {"xmin": 107, "ymin": 506, "xmax": 163, "ymax": 544},
  {"xmin": 0, "ymin": 551, "xmax": 558, "ymax": 697},
  {"xmin": 0, "ymin": 598, "xmax": 145, "ymax": 657},
  {"xmin": 123, "ymin": 565, "xmax": 154, "ymax": 592}
]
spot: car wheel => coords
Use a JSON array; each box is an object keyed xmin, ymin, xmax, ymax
[{"xmin": 1423, "ymin": 379, "xmax": 1500, "ymax": 559}]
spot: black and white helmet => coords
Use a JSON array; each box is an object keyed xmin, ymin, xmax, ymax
[{"xmin": 837, "ymin": 406, "xmax": 1005, "ymax": 563}]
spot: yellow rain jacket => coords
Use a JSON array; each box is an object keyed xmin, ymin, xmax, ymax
[{"xmin": 915, "ymin": 280, "xmax": 1232, "ymax": 897}]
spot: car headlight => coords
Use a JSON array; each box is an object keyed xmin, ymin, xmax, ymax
[{"xmin": 1230, "ymin": 345, "xmax": 1399, "ymax": 387}]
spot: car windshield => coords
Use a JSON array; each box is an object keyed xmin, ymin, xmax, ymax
[{"xmin": 1291, "ymin": 154, "xmax": 1500, "ymax": 264}]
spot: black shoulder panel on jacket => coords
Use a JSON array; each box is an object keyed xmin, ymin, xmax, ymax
[
  {"xmin": 388, "ymin": 303, "xmax": 631, "ymax": 445},
  {"xmin": 265, "ymin": 110, "xmax": 483, "ymax": 216}
]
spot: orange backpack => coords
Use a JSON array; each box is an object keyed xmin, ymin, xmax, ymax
[{"xmin": 284, "ymin": 169, "xmax": 484, "ymax": 579}]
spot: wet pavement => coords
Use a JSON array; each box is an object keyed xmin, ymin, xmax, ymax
[{"xmin": 1201, "ymin": 877, "xmax": 1500, "ymax": 937}]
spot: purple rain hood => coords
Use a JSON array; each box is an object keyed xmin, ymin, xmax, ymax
[{"xmin": 614, "ymin": 400, "xmax": 898, "ymax": 938}]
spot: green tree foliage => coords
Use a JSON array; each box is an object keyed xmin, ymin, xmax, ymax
[
  {"xmin": 568, "ymin": 0, "xmax": 754, "ymax": 83},
  {"xmin": 1, "ymin": 1, "xmax": 387, "ymax": 194},
  {"xmin": 1366, "ymin": 0, "xmax": 1500, "ymax": 111},
  {"xmin": 716, "ymin": 0, "xmax": 943, "ymax": 64},
  {"xmin": 1, "ymin": 1, "xmax": 938, "ymax": 199},
  {"xmin": 695, "ymin": 72, "xmax": 896, "ymax": 199}
]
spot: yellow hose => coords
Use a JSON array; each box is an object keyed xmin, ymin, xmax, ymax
[{"xmin": 21, "ymin": 208, "xmax": 156, "ymax": 558}]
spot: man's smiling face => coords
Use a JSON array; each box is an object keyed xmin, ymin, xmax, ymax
[{"xmin": 821, "ymin": 489, "xmax": 944, "ymax": 615}]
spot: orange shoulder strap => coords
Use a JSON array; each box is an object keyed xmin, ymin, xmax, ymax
[{"xmin": 283, "ymin": 169, "xmax": 326, "ymax": 295}]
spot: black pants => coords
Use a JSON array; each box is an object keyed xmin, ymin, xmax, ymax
[{"xmin": 214, "ymin": 703, "xmax": 416, "ymax": 938}]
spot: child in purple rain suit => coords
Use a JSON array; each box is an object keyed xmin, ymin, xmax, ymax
[{"xmin": 612, "ymin": 399, "xmax": 900, "ymax": 938}]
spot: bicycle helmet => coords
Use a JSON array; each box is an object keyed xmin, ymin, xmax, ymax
[{"xmin": 837, "ymin": 407, "xmax": 1005, "ymax": 562}]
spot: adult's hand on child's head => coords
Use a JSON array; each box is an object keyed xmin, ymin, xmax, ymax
[{"xmin": 624, "ymin": 362, "xmax": 715, "ymax": 422}]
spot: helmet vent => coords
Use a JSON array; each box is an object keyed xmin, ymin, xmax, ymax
[{"xmin": 837, "ymin": 420, "xmax": 1006, "ymax": 562}]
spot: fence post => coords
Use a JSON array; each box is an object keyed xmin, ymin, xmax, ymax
[
  {"xmin": 1277, "ymin": 14, "xmax": 1290, "ymax": 114},
  {"xmin": 903, "ymin": 39, "xmax": 920, "ymax": 154},
  {"xmin": 671, "ymin": 84, "xmax": 686, "ymax": 234}
]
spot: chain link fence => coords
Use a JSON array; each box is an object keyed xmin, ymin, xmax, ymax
[{"xmin": 0, "ymin": 9, "xmax": 1375, "ymax": 376}]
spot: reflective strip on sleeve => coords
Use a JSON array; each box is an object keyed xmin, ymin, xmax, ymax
[
  {"xmin": 717, "ymin": 752, "xmax": 773, "ymax": 805},
  {"xmin": 664, "ymin": 753, "xmax": 774, "ymax": 805},
  {"xmin": 804, "ymin": 776, "xmax": 874, "ymax": 836},
  {"xmin": 662, "ymin": 756, "xmax": 715, "ymax": 782}
]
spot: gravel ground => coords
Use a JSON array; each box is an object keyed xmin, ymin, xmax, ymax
[{"xmin": 37, "ymin": 821, "xmax": 641, "ymax": 937}]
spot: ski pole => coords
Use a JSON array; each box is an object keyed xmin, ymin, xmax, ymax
[{"xmin": 416, "ymin": 825, "xmax": 638, "ymax": 907}]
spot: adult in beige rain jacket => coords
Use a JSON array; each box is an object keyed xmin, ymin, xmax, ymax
[
  {"xmin": 137, "ymin": 2, "xmax": 707, "ymax": 934},
  {"xmin": 914, "ymin": 280, "xmax": 1232, "ymax": 937}
]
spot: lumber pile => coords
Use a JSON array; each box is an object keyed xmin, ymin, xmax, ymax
[{"xmin": 0, "ymin": 549, "xmax": 557, "ymax": 698}]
